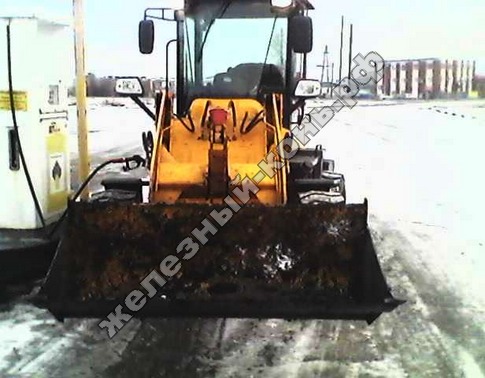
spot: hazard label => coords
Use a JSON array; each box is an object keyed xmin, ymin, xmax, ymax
[
  {"xmin": 49, "ymin": 153, "xmax": 66, "ymax": 194},
  {"xmin": 0, "ymin": 91, "xmax": 28, "ymax": 111}
]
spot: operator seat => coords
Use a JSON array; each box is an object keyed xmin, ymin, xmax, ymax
[{"xmin": 213, "ymin": 63, "xmax": 285, "ymax": 97}]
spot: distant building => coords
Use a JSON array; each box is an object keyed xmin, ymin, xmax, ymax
[
  {"xmin": 380, "ymin": 58, "xmax": 475, "ymax": 99},
  {"xmin": 474, "ymin": 75, "xmax": 485, "ymax": 97}
]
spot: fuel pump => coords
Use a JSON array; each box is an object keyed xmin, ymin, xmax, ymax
[{"xmin": 0, "ymin": 17, "xmax": 71, "ymax": 282}]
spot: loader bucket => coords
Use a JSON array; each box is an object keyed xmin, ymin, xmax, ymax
[{"xmin": 41, "ymin": 201, "xmax": 403, "ymax": 323}]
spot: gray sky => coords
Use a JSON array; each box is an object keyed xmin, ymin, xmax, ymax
[{"xmin": 3, "ymin": 0, "xmax": 484, "ymax": 78}]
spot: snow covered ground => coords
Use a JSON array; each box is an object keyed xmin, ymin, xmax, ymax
[
  {"xmin": 1, "ymin": 99, "xmax": 484, "ymax": 377},
  {"xmin": 68, "ymin": 97, "xmax": 153, "ymax": 159},
  {"xmin": 67, "ymin": 97, "xmax": 153, "ymax": 189}
]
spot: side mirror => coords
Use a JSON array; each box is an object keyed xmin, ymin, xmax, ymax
[
  {"xmin": 139, "ymin": 20, "xmax": 155, "ymax": 54},
  {"xmin": 294, "ymin": 79, "xmax": 321, "ymax": 98},
  {"xmin": 115, "ymin": 77, "xmax": 145, "ymax": 97},
  {"xmin": 289, "ymin": 15, "xmax": 313, "ymax": 54}
]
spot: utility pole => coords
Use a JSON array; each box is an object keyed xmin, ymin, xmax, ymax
[
  {"xmin": 331, "ymin": 62, "xmax": 335, "ymax": 97},
  {"xmin": 318, "ymin": 45, "xmax": 329, "ymax": 84},
  {"xmin": 472, "ymin": 60, "xmax": 476, "ymax": 91},
  {"xmin": 338, "ymin": 16, "xmax": 344, "ymax": 83},
  {"xmin": 73, "ymin": 0, "xmax": 90, "ymax": 199},
  {"xmin": 319, "ymin": 52, "xmax": 325, "ymax": 84},
  {"xmin": 348, "ymin": 24, "xmax": 353, "ymax": 80},
  {"xmin": 317, "ymin": 45, "xmax": 330, "ymax": 97}
]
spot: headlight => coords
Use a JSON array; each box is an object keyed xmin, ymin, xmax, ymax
[
  {"xmin": 271, "ymin": 0, "xmax": 294, "ymax": 8},
  {"xmin": 115, "ymin": 77, "xmax": 144, "ymax": 96},
  {"xmin": 294, "ymin": 79, "xmax": 322, "ymax": 98}
]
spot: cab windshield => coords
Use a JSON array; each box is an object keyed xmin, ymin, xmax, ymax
[{"xmin": 184, "ymin": 1, "xmax": 288, "ymax": 100}]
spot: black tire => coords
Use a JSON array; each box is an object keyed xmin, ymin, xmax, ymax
[{"xmin": 339, "ymin": 175, "xmax": 347, "ymax": 203}]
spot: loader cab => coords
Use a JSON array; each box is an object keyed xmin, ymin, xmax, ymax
[{"xmin": 139, "ymin": 0, "xmax": 314, "ymax": 120}]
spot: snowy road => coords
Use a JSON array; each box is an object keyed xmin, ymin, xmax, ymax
[{"xmin": 1, "ymin": 99, "xmax": 484, "ymax": 377}]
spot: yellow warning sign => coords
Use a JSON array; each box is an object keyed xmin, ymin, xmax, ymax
[
  {"xmin": 0, "ymin": 91, "xmax": 28, "ymax": 111},
  {"xmin": 49, "ymin": 153, "xmax": 66, "ymax": 194},
  {"xmin": 46, "ymin": 118, "xmax": 69, "ymax": 213}
]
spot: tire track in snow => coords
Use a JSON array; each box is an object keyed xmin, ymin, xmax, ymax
[
  {"xmin": 369, "ymin": 220, "xmax": 485, "ymax": 377},
  {"xmin": 209, "ymin": 319, "xmax": 319, "ymax": 377}
]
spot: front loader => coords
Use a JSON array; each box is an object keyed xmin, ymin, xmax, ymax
[{"xmin": 42, "ymin": 0, "xmax": 403, "ymax": 323}]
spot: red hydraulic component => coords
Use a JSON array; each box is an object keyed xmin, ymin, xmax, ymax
[{"xmin": 209, "ymin": 108, "xmax": 229, "ymax": 125}]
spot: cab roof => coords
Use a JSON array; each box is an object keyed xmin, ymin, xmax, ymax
[{"xmin": 185, "ymin": 0, "xmax": 314, "ymax": 11}]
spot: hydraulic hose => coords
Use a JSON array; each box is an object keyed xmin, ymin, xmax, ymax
[
  {"xmin": 48, "ymin": 155, "xmax": 145, "ymax": 239},
  {"xmin": 6, "ymin": 22, "xmax": 47, "ymax": 230}
]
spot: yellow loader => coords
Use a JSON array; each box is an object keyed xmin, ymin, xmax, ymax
[{"xmin": 42, "ymin": 0, "xmax": 402, "ymax": 324}]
